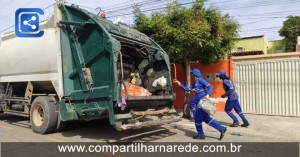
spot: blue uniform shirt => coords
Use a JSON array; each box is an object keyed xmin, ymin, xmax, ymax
[
  {"xmin": 179, "ymin": 78, "xmax": 213, "ymax": 97},
  {"xmin": 223, "ymin": 79, "xmax": 239, "ymax": 100}
]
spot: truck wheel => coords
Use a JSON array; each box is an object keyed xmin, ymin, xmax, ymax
[
  {"xmin": 47, "ymin": 96, "xmax": 67, "ymax": 132},
  {"xmin": 56, "ymin": 113, "xmax": 67, "ymax": 132},
  {"xmin": 30, "ymin": 96, "xmax": 57, "ymax": 134}
]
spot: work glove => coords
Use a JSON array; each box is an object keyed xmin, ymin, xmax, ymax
[{"xmin": 205, "ymin": 95, "xmax": 210, "ymax": 99}]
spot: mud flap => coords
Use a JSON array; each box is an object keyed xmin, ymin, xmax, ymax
[{"xmin": 59, "ymin": 100, "xmax": 79, "ymax": 121}]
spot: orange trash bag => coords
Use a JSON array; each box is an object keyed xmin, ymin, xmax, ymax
[{"xmin": 122, "ymin": 82, "xmax": 152, "ymax": 96}]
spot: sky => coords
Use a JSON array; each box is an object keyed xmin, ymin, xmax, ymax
[{"xmin": 1, "ymin": 0, "xmax": 300, "ymax": 41}]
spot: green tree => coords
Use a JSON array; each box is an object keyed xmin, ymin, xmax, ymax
[
  {"xmin": 133, "ymin": 0, "xmax": 239, "ymax": 118},
  {"xmin": 279, "ymin": 16, "xmax": 300, "ymax": 52}
]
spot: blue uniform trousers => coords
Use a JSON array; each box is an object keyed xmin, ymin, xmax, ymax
[
  {"xmin": 190, "ymin": 94, "xmax": 224, "ymax": 137},
  {"xmin": 225, "ymin": 99, "xmax": 249, "ymax": 124}
]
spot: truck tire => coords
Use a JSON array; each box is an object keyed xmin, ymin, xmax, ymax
[
  {"xmin": 56, "ymin": 113, "xmax": 67, "ymax": 132},
  {"xmin": 47, "ymin": 96, "xmax": 67, "ymax": 132},
  {"xmin": 30, "ymin": 96, "xmax": 58, "ymax": 134}
]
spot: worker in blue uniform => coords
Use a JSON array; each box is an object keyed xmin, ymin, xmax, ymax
[
  {"xmin": 174, "ymin": 69, "xmax": 227, "ymax": 140},
  {"xmin": 218, "ymin": 70, "xmax": 249, "ymax": 127}
]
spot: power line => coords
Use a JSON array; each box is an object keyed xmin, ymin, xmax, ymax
[
  {"xmin": 41, "ymin": 11, "xmax": 54, "ymax": 22},
  {"xmin": 65, "ymin": 1, "xmax": 96, "ymax": 11},
  {"xmin": 1, "ymin": 0, "xmax": 299, "ymax": 37},
  {"xmin": 103, "ymin": 0, "xmax": 142, "ymax": 10},
  {"xmin": 104, "ymin": 0, "xmax": 170, "ymax": 15},
  {"xmin": 240, "ymin": 26, "xmax": 282, "ymax": 32},
  {"xmin": 0, "ymin": 25, "xmax": 14, "ymax": 34},
  {"xmin": 62, "ymin": 0, "xmax": 300, "ymax": 20},
  {"xmin": 104, "ymin": 0, "xmax": 161, "ymax": 12},
  {"xmin": 67, "ymin": 0, "xmax": 300, "ymax": 16},
  {"xmin": 202, "ymin": 0, "xmax": 300, "ymax": 10},
  {"xmin": 240, "ymin": 17, "xmax": 285, "ymax": 26},
  {"xmin": 106, "ymin": 1, "xmax": 194, "ymax": 18},
  {"xmin": 105, "ymin": 0, "xmax": 300, "ymax": 19},
  {"xmin": 237, "ymin": 15, "xmax": 299, "ymax": 20},
  {"xmin": 215, "ymin": 0, "xmax": 300, "ymax": 10},
  {"xmin": 239, "ymin": 25, "xmax": 300, "ymax": 33},
  {"xmin": 232, "ymin": 9, "xmax": 300, "ymax": 17}
]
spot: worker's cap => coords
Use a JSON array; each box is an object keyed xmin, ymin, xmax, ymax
[
  {"xmin": 217, "ymin": 70, "xmax": 229, "ymax": 79},
  {"xmin": 191, "ymin": 69, "xmax": 202, "ymax": 78},
  {"xmin": 218, "ymin": 70, "xmax": 227, "ymax": 76}
]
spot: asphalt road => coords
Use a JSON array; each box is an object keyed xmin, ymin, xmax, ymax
[{"xmin": 0, "ymin": 112, "xmax": 299, "ymax": 143}]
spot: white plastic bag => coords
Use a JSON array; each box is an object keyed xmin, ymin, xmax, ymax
[
  {"xmin": 157, "ymin": 76, "xmax": 167, "ymax": 87},
  {"xmin": 152, "ymin": 76, "xmax": 167, "ymax": 88},
  {"xmin": 113, "ymin": 17, "xmax": 127, "ymax": 25},
  {"xmin": 197, "ymin": 97, "xmax": 226, "ymax": 116}
]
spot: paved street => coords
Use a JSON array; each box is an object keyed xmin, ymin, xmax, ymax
[{"xmin": 0, "ymin": 112, "xmax": 299, "ymax": 143}]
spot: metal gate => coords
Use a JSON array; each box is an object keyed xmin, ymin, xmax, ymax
[{"xmin": 233, "ymin": 53, "xmax": 300, "ymax": 116}]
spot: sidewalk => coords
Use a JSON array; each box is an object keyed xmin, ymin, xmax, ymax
[{"xmin": 170, "ymin": 111, "xmax": 300, "ymax": 142}]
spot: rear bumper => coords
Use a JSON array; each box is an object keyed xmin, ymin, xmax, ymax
[
  {"xmin": 126, "ymin": 95, "xmax": 173, "ymax": 101},
  {"xmin": 113, "ymin": 107, "xmax": 181, "ymax": 131},
  {"xmin": 125, "ymin": 95, "xmax": 174, "ymax": 106},
  {"xmin": 115, "ymin": 115, "xmax": 181, "ymax": 130}
]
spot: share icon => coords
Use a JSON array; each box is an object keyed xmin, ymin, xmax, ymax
[{"xmin": 23, "ymin": 16, "xmax": 37, "ymax": 30}]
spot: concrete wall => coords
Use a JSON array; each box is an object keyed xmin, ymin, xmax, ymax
[
  {"xmin": 171, "ymin": 59, "xmax": 233, "ymax": 111},
  {"xmin": 233, "ymin": 36, "xmax": 268, "ymax": 54},
  {"xmin": 267, "ymin": 40, "xmax": 286, "ymax": 54}
]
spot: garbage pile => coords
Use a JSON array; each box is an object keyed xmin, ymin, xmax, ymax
[{"xmin": 122, "ymin": 82, "xmax": 152, "ymax": 96}]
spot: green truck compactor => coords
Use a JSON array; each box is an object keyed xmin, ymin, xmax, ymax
[{"xmin": 0, "ymin": 3, "xmax": 180, "ymax": 134}]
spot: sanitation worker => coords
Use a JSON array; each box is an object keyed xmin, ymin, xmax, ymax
[
  {"xmin": 174, "ymin": 69, "xmax": 227, "ymax": 140},
  {"xmin": 218, "ymin": 70, "xmax": 249, "ymax": 127}
]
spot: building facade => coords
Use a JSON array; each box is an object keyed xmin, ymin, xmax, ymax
[
  {"xmin": 232, "ymin": 35, "xmax": 286, "ymax": 54},
  {"xmin": 233, "ymin": 35, "xmax": 268, "ymax": 54},
  {"xmin": 268, "ymin": 40, "xmax": 286, "ymax": 54}
]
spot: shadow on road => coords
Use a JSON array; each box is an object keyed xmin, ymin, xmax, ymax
[
  {"xmin": 61, "ymin": 119, "xmax": 177, "ymax": 143},
  {"xmin": 0, "ymin": 113, "xmax": 31, "ymax": 128},
  {"xmin": 216, "ymin": 120, "xmax": 233, "ymax": 126},
  {"xmin": 0, "ymin": 113, "xmax": 177, "ymax": 142},
  {"xmin": 171, "ymin": 124, "xmax": 220, "ymax": 140}
]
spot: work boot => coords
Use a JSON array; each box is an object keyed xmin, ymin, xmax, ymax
[
  {"xmin": 193, "ymin": 135, "xmax": 205, "ymax": 140},
  {"xmin": 241, "ymin": 123, "xmax": 250, "ymax": 127},
  {"xmin": 220, "ymin": 127, "xmax": 227, "ymax": 140},
  {"xmin": 229, "ymin": 122, "xmax": 239, "ymax": 127}
]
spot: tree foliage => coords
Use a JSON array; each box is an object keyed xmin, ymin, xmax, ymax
[
  {"xmin": 279, "ymin": 16, "xmax": 300, "ymax": 52},
  {"xmin": 133, "ymin": 0, "xmax": 239, "ymax": 64}
]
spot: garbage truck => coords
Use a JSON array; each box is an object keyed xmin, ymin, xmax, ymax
[{"xmin": 0, "ymin": 2, "xmax": 180, "ymax": 134}]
